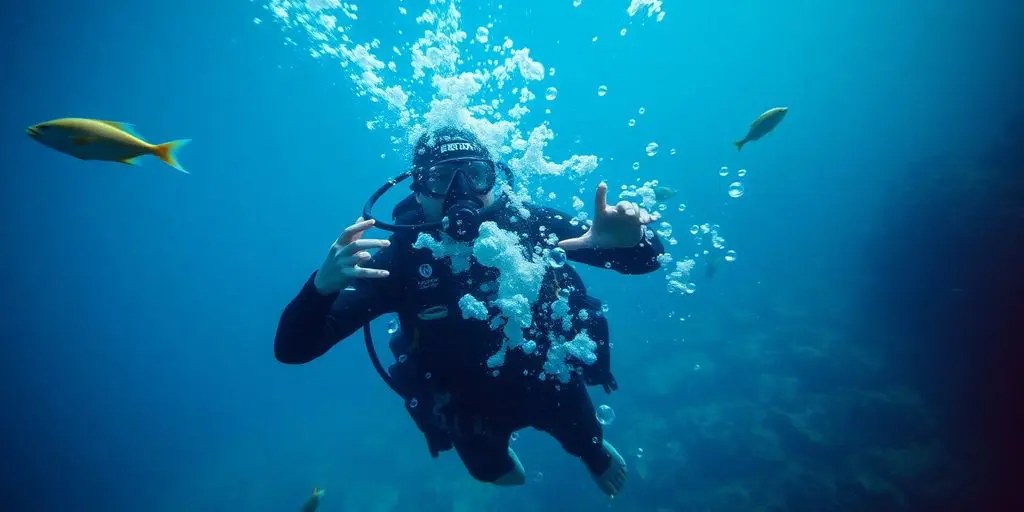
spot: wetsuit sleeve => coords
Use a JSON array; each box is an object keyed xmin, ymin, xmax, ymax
[
  {"xmin": 531, "ymin": 206, "xmax": 665, "ymax": 275},
  {"xmin": 274, "ymin": 247, "xmax": 398, "ymax": 364}
]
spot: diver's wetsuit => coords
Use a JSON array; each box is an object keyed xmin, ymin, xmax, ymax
[{"xmin": 275, "ymin": 195, "xmax": 664, "ymax": 482}]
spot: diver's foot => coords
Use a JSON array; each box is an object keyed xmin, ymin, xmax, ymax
[
  {"xmin": 590, "ymin": 440, "xmax": 627, "ymax": 497},
  {"xmin": 493, "ymin": 447, "xmax": 526, "ymax": 486}
]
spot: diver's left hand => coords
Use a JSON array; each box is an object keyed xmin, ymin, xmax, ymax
[{"xmin": 558, "ymin": 182, "xmax": 659, "ymax": 251}]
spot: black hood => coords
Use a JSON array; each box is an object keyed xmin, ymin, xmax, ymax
[{"xmin": 412, "ymin": 127, "xmax": 492, "ymax": 177}]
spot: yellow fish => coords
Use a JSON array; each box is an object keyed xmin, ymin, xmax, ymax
[
  {"xmin": 734, "ymin": 107, "xmax": 788, "ymax": 152},
  {"xmin": 27, "ymin": 117, "xmax": 190, "ymax": 173}
]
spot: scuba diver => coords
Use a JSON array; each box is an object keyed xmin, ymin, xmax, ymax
[
  {"xmin": 274, "ymin": 126, "xmax": 665, "ymax": 497},
  {"xmin": 300, "ymin": 487, "xmax": 325, "ymax": 512}
]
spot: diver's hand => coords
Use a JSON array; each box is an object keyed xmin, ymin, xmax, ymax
[
  {"xmin": 314, "ymin": 217, "xmax": 391, "ymax": 295},
  {"xmin": 558, "ymin": 182, "xmax": 658, "ymax": 251}
]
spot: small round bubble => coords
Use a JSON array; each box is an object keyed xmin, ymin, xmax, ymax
[
  {"xmin": 632, "ymin": 161, "xmax": 640, "ymax": 170},
  {"xmin": 678, "ymin": 203, "xmax": 686, "ymax": 212},
  {"xmin": 597, "ymin": 85, "xmax": 608, "ymax": 96},
  {"xmin": 645, "ymin": 142, "xmax": 659, "ymax": 156},
  {"xmin": 409, "ymin": 398, "xmax": 419, "ymax": 408},
  {"xmin": 684, "ymin": 282, "xmax": 697, "ymax": 294},
  {"xmin": 719, "ymin": 166, "xmax": 729, "ymax": 177},
  {"xmin": 728, "ymin": 182, "xmax": 745, "ymax": 198},
  {"xmin": 387, "ymin": 319, "xmax": 399, "ymax": 334},
  {"xmin": 398, "ymin": 354, "xmax": 408, "ymax": 364},
  {"xmin": 636, "ymin": 447, "xmax": 645, "ymax": 458},
  {"xmin": 573, "ymin": 0, "xmax": 582, "ymax": 6},
  {"xmin": 475, "ymin": 26, "xmax": 489, "ymax": 44},
  {"xmin": 693, "ymin": 363, "xmax": 701, "ymax": 371},
  {"xmin": 628, "ymin": 118, "xmax": 636, "ymax": 127},
  {"xmin": 511, "ymin": 432, "xmax": 519, "ymax": 442},
  {"xmin": 424, "ymin": 372, "xmax": 432, "ymax": 379},
  {"xmin": 596, "ymin": 404, "xmax": 616, "ymax": 425},
  {"xmin": 601, "ymin": 303, "xmax": 610, "ymax": 313},
  {"xmin": 545, "ymin": 87, "xmax": 558, "ymax": 101},
  {"xmin": 547, "ymin": 247, "xmax": 567, "ymax": 268},
  {"xmin": 670, "ymin": 148, "xmax": 677, "ymax": 155},
  {"xmin": 592, "ymin": 436, "xmax": 599, "ymax": 444},
  {"xmin": 620, "ymin": 28, "xmax": 627, "ymax": 36},
  {"xmin": 737, "ymin": 168, "xmax": 747, "ymax": 177},
  {"xmin": 638, "ymin": 107, "xmax": 646, "ymax": 115},
  {"xmin": 532, "ymin": 471, "xmax": 544, "ymax": 483},
  {"xmin": 689, "ymin": 225, "xmax": 699, "ymax": 235},
  {"xmin": 725, "ymin": 249, "xmax": 737, "ymax": 262}
]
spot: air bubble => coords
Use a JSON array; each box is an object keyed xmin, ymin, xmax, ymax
[
  {"xmin": 728, "ymin": 182, "xmax": 745, "ymax": 198},
  {"xmin": 475, "ymin": 26, "xmax": 489, "ymax": 44},
  {"xmin": 632, "ymin": 161, "xmax": 640, "ymax": 170},
  {"xmin": 597, "ymin": 85, "xmax": 608, "ymax": 96},
  {"xmin": 628, "ymin": 118, "xmax": 636, "ymax": 127},
  {"xmin": 596, "ymin": 404, "xmax": 616, "ymax": 425},
  {"xmin": 387, "ymin": 319, "xmax": 399, "ymax": 334},
  {"xmin": 645, "ymin": 142, "xmax": 659, "ymax": 156},
  {"xmin": 545, "ymin": 87, "xmax": 558, "ymax": 101},
  {"xmin": 547, "ymin": 247, "xmax": 567, "ymax": 268},
  {"xmin": 719, "ymin": 166, "xmax": 729, "ymax": 177},
  {"xmin": 737, "ymin": 168, "xmax": 747, "ymax": 177},
  {"xmin": 725, "ymin": 249, "xmax": 737, "ymax": 262}
]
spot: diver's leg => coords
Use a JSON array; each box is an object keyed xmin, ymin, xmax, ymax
[
  {"xmin": 536, "ymin": 383, "xmax": 627, "ymax": 496},
  {"xmin": 449, "ymin": 411, "xmax": 525, "ymax": 486}
]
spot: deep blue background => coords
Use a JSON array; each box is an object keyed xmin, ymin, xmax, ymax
[{"xmin": 1, "ymin": 1, "xmax": 1021, "ymax": 510}]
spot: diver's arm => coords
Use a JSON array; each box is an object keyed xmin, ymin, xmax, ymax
[
  {"xmin": 533, "ymin": 206, "xmax": 665, "ymax": 275},
  {"xmin": 274, "ymin": 250, "xmax": 397, "ymax": 364}
]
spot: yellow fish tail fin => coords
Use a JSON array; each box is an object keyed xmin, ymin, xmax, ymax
[
  {"xmin": 154, "ymin": 139, "xmax": 191, "ymax": 174},
  {"xmin": 733, "ymin": 139, "xmax": 745, "ymax": 152}
]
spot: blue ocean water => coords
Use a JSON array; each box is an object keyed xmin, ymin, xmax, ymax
[{"xmin": 1, "ymin": 1, "xmax": 1022, "ymax": 511}]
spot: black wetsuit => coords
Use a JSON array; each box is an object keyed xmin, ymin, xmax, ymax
[{"xmin": 275, "ymin": 196, "xmax": 664, "ymax": 482}]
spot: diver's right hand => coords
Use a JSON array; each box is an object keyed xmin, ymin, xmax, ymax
[{"xmin": 313, "ymin": 217, "xmax": 391, "ymax": 295}]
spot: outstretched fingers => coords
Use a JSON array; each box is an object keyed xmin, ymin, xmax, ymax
[
  {"xmin": 557, "ymin": 231, "xmax": 593, "ymax": 252},
  {"xmin": 594, "ymin": 182, "xmax": 609, "ymax": 217},
  {"xmin": 344, "ymin": 265, "xmax": 390, "ymax": 279},
  {"xmin": 340, "ymin": 217, "xmax": 375, "ymax": 245},
  {"xmin": 340, "ymin": 238, "xmax": 391, "ymax": 255}
]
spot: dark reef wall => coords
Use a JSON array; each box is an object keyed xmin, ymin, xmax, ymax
[{"xmin": 864, "ymin": 114, "xmax": 1024, "ymax": 509}]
